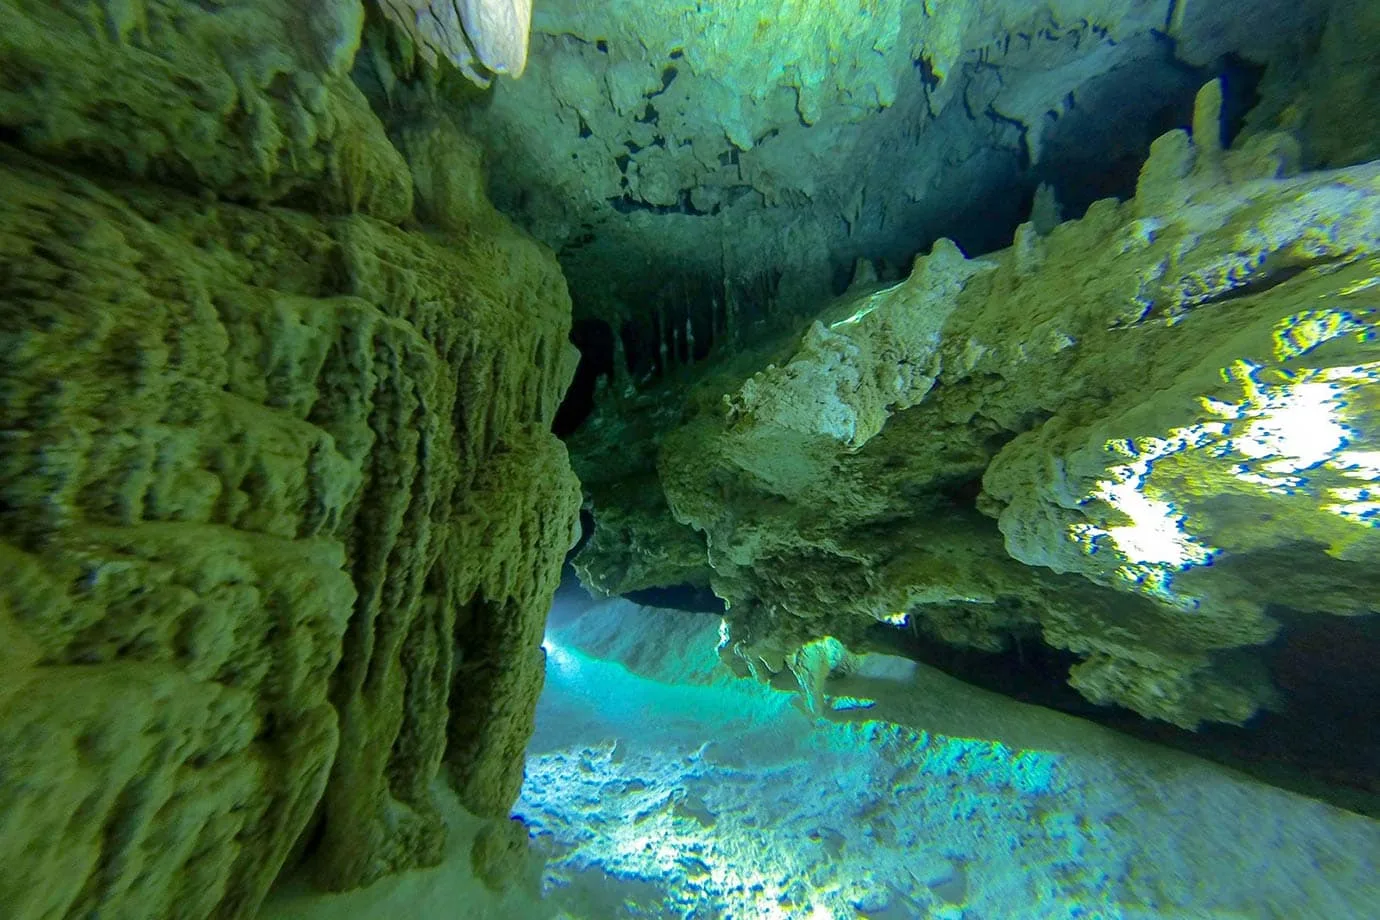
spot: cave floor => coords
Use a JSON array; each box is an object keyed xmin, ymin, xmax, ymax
[{"xmin": 518, "ymin": 599, "xmax": 1380, "ymax": 920}]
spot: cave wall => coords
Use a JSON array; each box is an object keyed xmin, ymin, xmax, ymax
[
  {"xmin": 571, "ymin": 83, "xmax": 1380, "ymax": 730},
  {"xmin": 1245, "ymin": 0, "xmax": 1380, "ymax": 170},
  {"xmin": 0, "ymin": 1, "xmax": 580, "ymax": 917}
]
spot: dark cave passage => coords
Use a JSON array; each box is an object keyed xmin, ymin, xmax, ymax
[
  {"xmin": 624, "ymin": 582, "xmax": 726, "ymax": 614},
  {"xmin": 865, "ymin": 610, "xmax": 1380, "ymax": 817},
  {"xmin": 553, "ymin": 319, "xmax": 616, "ymax": 437}
]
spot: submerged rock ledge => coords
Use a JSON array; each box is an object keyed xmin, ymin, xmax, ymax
[{"xmin": 574, "ymin": 82, "xmax": 1380, "ymax": 731}]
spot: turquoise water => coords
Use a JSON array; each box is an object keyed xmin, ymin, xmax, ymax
[{"xmin": 518, "ymin": 600, "xmax": 1380, "ymax": 920}]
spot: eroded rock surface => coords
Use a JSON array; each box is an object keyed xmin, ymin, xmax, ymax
[
  {"xmin": 377, "ymin": 0, "xmax": 533, "ymax": 86},
  {"xmin": 573, "ymin": 84, "xmax": 1380, "ymax": 730},
  {"xmin": 0, "ymin": 0, "xmax": 412, "ymax": 220},
  {"xmin": 0, "ymin": 2, "xmax": 579, "ymax": 918},
  {"xmin": 466, "ymin": 0, "xmax": 1334, "ymax": 378}
]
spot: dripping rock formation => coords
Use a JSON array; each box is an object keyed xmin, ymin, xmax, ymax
[
  {"xmin": 0, "ymin": 1, "xmax": 576, "ymax": 917},
  {"xmin": 467, "ymin": 0, "xmax": 1335, "ymax": 387}
]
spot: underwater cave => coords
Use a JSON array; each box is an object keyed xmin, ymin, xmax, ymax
[{"xmin": 1, "ymin": 1, "xmax": 1379, "ymax": 919}]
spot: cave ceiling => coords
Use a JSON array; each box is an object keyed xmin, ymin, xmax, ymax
[{"xmin": 460, "ymin": 0, "xmax": 1328, "ymax": 362}]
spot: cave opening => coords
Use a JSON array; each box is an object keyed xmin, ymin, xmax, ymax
[
  {"xmin": 552, "ymin": 319, "xmax": 615, "ymax": 437},
  {"xmin": 1025, "ymin": 42, "xmax": 1268, "ymax": 225},
  {"xmin": 1237, "ymin": 609, "xmax": 1380, "ymax": 802},
  {"xmin": 624, "ymin": 582, "xmax": 726, "ymax": 613}
]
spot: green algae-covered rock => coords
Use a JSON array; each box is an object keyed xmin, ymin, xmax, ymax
[
  {"xmin": 0, "ymin": 0, "xmax": 413, "ymax": 220},
  {"xmin": 0, "ymin": 141, "xmax": 580, "ymax": 916},
  {"xmin": 0, "ymin": 3, "xmax": 582, "ymax": 915}
]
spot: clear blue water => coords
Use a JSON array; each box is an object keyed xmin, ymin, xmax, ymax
[{"xmin": 518, "ymin": 599, "xmax": 1380, "ymax": 920}]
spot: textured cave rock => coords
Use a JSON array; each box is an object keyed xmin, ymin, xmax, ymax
[
  {"xmin": 0, "ymin": 2, "xmax": 580, "ymax": 918},
  {"xmin": 0, "ymin": 0, "xmax": 413, "ymax": 221},
  {"xmin": 1236, "ymin": 0, "xmax": 1380, "ymax": 172},
  {"xmin": 572, "ymin": 83, "xmax": 1380, "ymax": 730},
  {"xmin": 463, "ymin": 0, "xmax": 1331, "ymax": 379},
  {"xmin": 376, "ymin": 0, "xmax": 533, "ymax": 87}
]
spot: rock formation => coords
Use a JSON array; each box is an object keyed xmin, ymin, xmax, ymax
[
  {"xmin": 0, "ymin": 2, "xmax": 578, "ymax": 918},
  {"xmin": 377, "ymin": 0, "xmax": 533, "ymax": 86},
  {"xmin": 573, "ymin": 81, "xmax": 1380, "ymax": 730},
  {"xmin": 2, "ymin": 0, "xmax": 1377, "ymax": 915},
  {"xmin": 464, "ymin": 0, "xmax": 1334, "ymax": 382}
]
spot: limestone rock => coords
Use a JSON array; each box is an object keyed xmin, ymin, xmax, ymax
[
  {"xmin": 377, "ymin": 0, "xmax": 532, "ymax": 87},
  {"xmin": 459, "ymin": 0, "xmax": 532, "ymax": 78},
  {"xmin": 0, "ymin": 0, "xmax": 413, "ymax": 221},
  {"xmin": 396, "ymin": 117, "xmax": 506, "ymax": 234},
  {"xmin": 1299, "ymin": 0, "xmax": 1380, "ymax": 167},
  {"xmin": 0, "ymin": 33, "xmax": 578, "ymax": 917},
  {"xmin": 470, "ymin": 816, "xmax": 534, "ymax": 892},
  {"xmin": 571, "ymin": 479, "xmax": 713, "ymax": 598},
  {"xmin": 460, "ymin": 0, "xmax": 1331, "ymax": 386},
  {"xmin": 576, "ymin": 101, "xmax": 1380, "ymax": 729}
]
